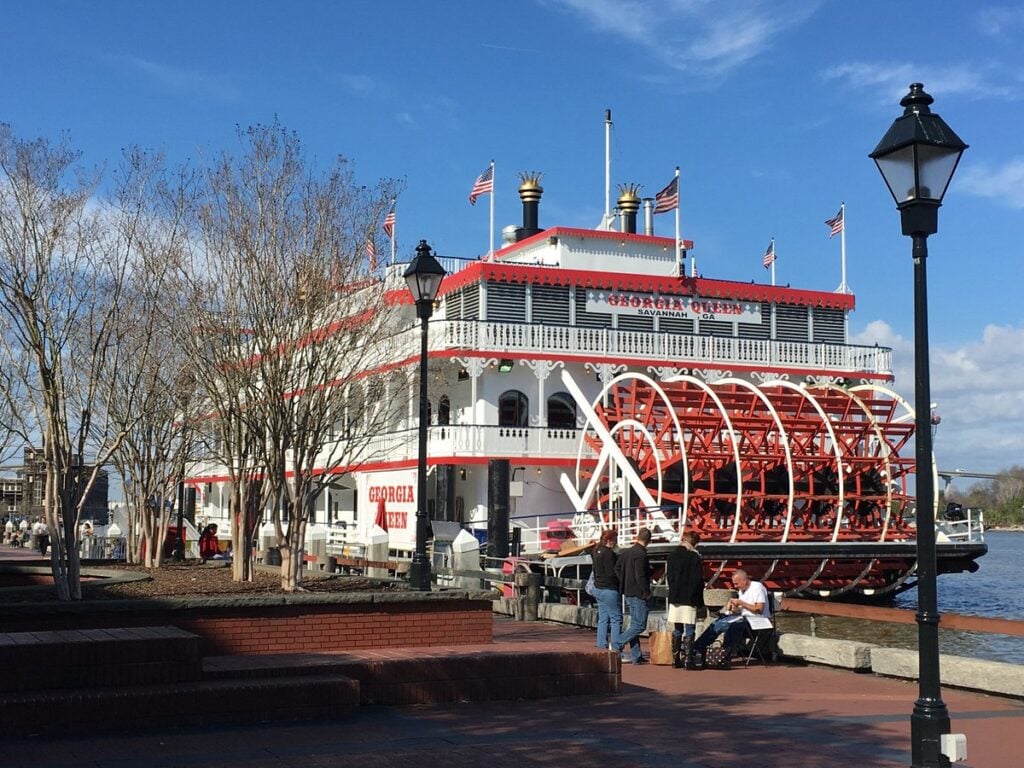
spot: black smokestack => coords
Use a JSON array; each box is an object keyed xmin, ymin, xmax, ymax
[
  {"xmin": 516, "ymin": 172, "xmax": 543, "ymax": 241},
  {"xmin": 617, "ymin": 184, "xmax": 641, "ymax": 235}
]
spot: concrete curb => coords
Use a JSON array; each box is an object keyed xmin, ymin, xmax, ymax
[
  {"xmin": 777, "ymin": 632, "xmax": 875, "ymax": 670},
  {"xmin": 871, "ymin": 646, "xmax": 1024, "ymax": 698}
]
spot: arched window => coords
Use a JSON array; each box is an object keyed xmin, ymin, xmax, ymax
[
  {"xmin": 498, "ymin": 390, "xmax": 529, "ymax": 427},
  {"xmin": 438, "ymin": 395, "xmax": 451, "ymax": 426},
  {"xmin": 547, "ymin": 391, "xmax": 577, "ymax": 429}
]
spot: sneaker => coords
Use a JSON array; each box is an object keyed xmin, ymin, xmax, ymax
[{"xmin": 633, "ymin": 656, "xmax": 649, "ymax": 665}]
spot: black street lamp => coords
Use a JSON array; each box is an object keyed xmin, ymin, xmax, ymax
[
  {"xmin": 173, "ymin": 481, "xmax": 185, "ymax": 562},
  {"xmin": 404, "ymin": 240, "xmax": 447, "ymax": 591},
  {"xmin": 870, "ymin": 83, "xmax": 967, "ymax": 768}
]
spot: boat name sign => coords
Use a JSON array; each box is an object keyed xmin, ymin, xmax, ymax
[{"xmin": 587, "ymin": 290, "xmax": 761, "ymax": 323}]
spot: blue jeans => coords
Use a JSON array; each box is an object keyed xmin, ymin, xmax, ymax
[
  {"xmin": 592, "ymin": 586, "xmax": 622, "ymax": 649},
  {"xmin": 617, "ymin": 596, "xmax": 650, "ymax": 662},
  {"xmin": 672, "ymin": 622, "xmax": 696, "ymax": 639},
  {"xmin": 694, "ymin": 615, "xmax": 747, "ymax": 653}
]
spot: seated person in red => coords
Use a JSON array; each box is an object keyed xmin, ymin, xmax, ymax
[{"xmin": 199, "ymin": 523, "xmax": 221, "ymax": 560}]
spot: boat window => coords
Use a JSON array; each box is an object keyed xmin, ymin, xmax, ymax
[
  {"xmin": 498, "ymin": 390, "xmax": 529, "ymax": 427},
  {"xmin": 547, "ymin": 392, "xmax": 577, "ymax": 429},
  {"xmin": 438, "ymin": 395, "xmax": 451, "ymax": 426}
]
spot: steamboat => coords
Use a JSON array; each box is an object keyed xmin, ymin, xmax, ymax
[{"xmin": 190, "ymin": 169, "xmax": 986, "ymax": 599}]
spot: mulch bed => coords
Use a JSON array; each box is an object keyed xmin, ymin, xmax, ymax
[{"xmin": 1, "ymin": 561, "xmax": 408, "ymax": 602}]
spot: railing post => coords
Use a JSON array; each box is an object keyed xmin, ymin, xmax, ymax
[{"xmin": 515, "ymin": 570, "xmax": 543, "ymax": 621}]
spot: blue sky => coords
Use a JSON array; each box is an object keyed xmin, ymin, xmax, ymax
[{"xmin": 4, "ymin": 0, "xmax": 1023, "ymax": 476}]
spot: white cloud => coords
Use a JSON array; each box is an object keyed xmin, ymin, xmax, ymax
[
  {"xmin": 959, "ymin": 157, "xmax": 1024, "ymax": 209},
  {"xmin": 822, "ymin": 61, "xmax": 1015, "ymax": 105},
  {"xmin": 339, "ymin": 73, "xmax": 379, "ymax": 95},
  {"xmin": 550, "ymin": 0, "xmax": 822, "ymax": 86},
  {"xmin": 976, "ymin": 6, "xmax": 1024, "ymax": 38},
  {"xmin": 120, "ymin": 55, "xmax": 239, "ymax": 102},
  {"xmin": 851, "ymin": 320, "xmax": 1024, "ymax": 473}
]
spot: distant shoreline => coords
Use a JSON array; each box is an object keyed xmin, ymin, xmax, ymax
[{"xmin": 986, "ymin": 526, "xmax": 1024, "ymax": 532}]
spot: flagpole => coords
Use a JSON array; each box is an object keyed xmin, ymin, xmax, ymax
[
  {"xmin": 839, "ymin": 202, "xmax": 848, "ymax": 293},
  {"xmin": 771, "ymin": 238, "xmax": 776, "ymax": 287},
  {"xmin": 488, "ymin": 160, "xmax": 495, "ymax": 258},
  {"xmin": 390, "ymin": 198, "xmax": 397, "ymax": 266},
  {"xmin": 674, "ymin": 166, "xmax": 681, "ymax": 277},
  {"xmin": 605, "ymin": 109, "xmax": 612, "ymax": 229}
]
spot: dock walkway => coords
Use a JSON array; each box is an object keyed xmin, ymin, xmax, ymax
[{"xmin": 5, "ymin": 616, "xmax": 1023, "ymax": 768}]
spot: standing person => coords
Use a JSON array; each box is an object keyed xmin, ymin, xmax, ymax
[
  {"xmin": 590, "ymin": 528, "xmax": 621, "ymax": 650},
  {"xmin": 666, "ymin": 531, "xmax": 704, "ymax": 669},
  {"xmin": 33, "ymin": 518, "xmax": 50, "ymax": 557},
  {"xmin": 613, "ymin": 527, "xmax": 652, "ymax": 665},
  {"xmin": 693, "ymin": 568, "xmax": 771, "ymax": 664}
]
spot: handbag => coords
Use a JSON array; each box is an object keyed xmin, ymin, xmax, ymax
[
  {"xmin": 585, "ymin": 572, "xmax": 596, "ymax": 596},
  {"xmin": 703, "ymin": 645, "xmax": 731, "ymax": 669}
]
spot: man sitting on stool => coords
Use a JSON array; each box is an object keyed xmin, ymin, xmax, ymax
[{"xmin": 693, "ymin": 569, "xmax": 771, "ymax": 665}]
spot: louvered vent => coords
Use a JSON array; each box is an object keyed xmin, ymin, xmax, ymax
[
  {"xmin": 461, "ymin": 284, "xmax": 480, "ymax": 320},
  {"xmin": 486, "ymin": 282, "xmax": 527, "ymax": 323},
  {"xmin": 699, "ymin": 319, "xmax": 734, "ymax": 337},
  {"xmin": 575, "ymin": 289, "xmax": 612, "ymax": 328},
  {"xmin": 812, "ymin": 307, "xmax": 845, "ymax": 344},
  {"xmin": 659, "ymin": 316, "xmax": 695, "ymax": 335},
  {"xmin": 618, "ymin": 315, "xmax": 654, "ymax": 331},
  {"xmin": 531, "ymin": 284, "xmax": 570, "ymax": 325},
  {"xmin": 776, "ymin": 304, "xmax": 809, "ymax": 341},
  {"xmin": 738, "ymin": 302, "xmax": 771, "ymax": 339}
]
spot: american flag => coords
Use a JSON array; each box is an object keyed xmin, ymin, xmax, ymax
[
  {"xmin": 383, "ymin": 205, "xmax": 395, "ymax": 239},
  {"xmin": 366, "ymin": 237, "xmax": 377, "ymax": 271},
  {"xmin": 469, "ymin": 164, "xmax": 493, "ymax": 206},
  {"xmin": 825, "ymin": 207, "xmax": 844, "ymax": 238},
  {"xmin": 762, "ymin": 239, "xmax": 775, "ymax": 268},
  {"xmin": 654, "ymin": 175, "xmax": 678, "ymax": 214}
]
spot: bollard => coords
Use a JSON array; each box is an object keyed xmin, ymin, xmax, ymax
[{"xmin": 515, "ymin": 571, "xmax": 543, "ymax": 622}]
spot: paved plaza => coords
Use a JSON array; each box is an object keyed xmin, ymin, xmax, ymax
[{"xmin": 2, "ymin": 610, "xmax": 1021, "ymax": 768}]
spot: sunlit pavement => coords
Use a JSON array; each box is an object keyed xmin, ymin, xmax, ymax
[{"xmin": 3, "ymin": 548, "xmax": 1021, "ymax": 768}]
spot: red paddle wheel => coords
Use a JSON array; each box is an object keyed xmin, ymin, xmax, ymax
[{"xmin": 572, "ymin": 372, "xmax": 924, "ymax": 595}]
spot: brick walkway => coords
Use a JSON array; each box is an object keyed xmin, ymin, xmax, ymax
[{"xmin": 4, "ymin": 616, "xmax": 1022, "ymax": 767}]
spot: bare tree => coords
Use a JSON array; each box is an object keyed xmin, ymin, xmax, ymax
[
  {"xmin": 184, "ymin": 123, "xmax": 403, "ymax": 588},
  {"xmin": 0, "ymin": 126, "xmax": 155, "ymax": 599},
  {"xmin": 107, "ymin": 152, "xmax": 200, "ymax": 566}
]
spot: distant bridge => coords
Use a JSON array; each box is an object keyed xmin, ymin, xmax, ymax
[{"xmin": 937, "ymin": 468, "xmax": 999, "ymax": 493}]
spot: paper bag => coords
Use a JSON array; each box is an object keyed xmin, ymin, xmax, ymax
[{"xmin": 649, "ymin": 630, "xmax": 674, "ymax": 665}]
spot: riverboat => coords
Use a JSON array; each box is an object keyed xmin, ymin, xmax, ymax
[{"xmin": 189, "ymin": 171, "xmax": 986, "ymax": 599}]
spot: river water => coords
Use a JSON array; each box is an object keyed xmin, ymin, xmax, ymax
[{"xmin": 775, "ymin": 530, "xmax": 1024, "ymax": 665}]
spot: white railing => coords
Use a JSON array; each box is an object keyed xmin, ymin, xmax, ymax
[
  {"xmin": 363, "ymin": 425, "xmax": 590, "ymax": 464},
  {"xmin": 325, "ymin": 524, "xmax": 367, "ymax": 558},
  {"xmin": 417, "ymin": 320, "xmax": 891, "ymax": 377},
  {"xmin": 936, "ymin": 508, "xmax": 985, "ymax": 544}
]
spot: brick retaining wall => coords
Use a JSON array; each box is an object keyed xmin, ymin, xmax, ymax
[{"xmin": 0, "ymin": 592, "xmax": 493, "ymax": 655}]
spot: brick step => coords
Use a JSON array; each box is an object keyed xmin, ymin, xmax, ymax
[
  {"xmin": 206, "ymin": 649, "xmax": 620, "ymax": 706},
  {"xmin": 1, "ymin": 674, "xmax": 360, "ymax": 735},
  {"xmin": 0, "ymin": 626, "xmax": 202, "ymax": 692}
]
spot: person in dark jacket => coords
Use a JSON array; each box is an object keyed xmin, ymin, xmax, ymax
[
  {"xmin": 590, "ymin": 528, "xmax": 621, "ymax": 650},
  {"xmin": 613, "ymin": 527, "xmax": 652, "ymax": 664},
  {"xmin": 666, "ymin": 531, "xmax": 704, "ymax": 668}
]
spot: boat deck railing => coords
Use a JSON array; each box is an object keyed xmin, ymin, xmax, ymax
[
  {"xmin": 389, "ymin": 319, "xmax": 893, "ymax": 378},
  {"xmin": 935, "ymin": 508, "xmax": 985, "ymax": 543}
]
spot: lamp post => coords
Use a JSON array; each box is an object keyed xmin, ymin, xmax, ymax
[
  {"xmin": 870, "ymin": 83, "xmax": 967, "ymax": 768},
  {"xmin": 173, "ymin": 480, "xmax": 185, "ymax": 562},
  {"xmin": 404, "ymin": 240, "xmax": 447, "ymax": 591}
]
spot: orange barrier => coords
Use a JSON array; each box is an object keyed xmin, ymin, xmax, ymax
[{"xmin": 782, "ymin": 596, "xmax": 1024, "ymax": 637}]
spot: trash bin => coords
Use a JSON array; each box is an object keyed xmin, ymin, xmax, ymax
[
  {"xmin": 266, "ymin": 547, "xmax": 282, "ymax": 566},
  {"xmin": 327, "ymin": 556, "xmax": 338, "ymax": 573}
]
